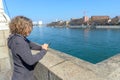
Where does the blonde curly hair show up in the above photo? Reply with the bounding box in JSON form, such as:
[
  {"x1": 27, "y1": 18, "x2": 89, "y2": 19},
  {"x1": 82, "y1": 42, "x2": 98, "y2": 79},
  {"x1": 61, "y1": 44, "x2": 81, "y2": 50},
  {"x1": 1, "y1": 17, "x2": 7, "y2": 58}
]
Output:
[{"x1": 9, "y1": 16, "x2": 33, "y2": 36}]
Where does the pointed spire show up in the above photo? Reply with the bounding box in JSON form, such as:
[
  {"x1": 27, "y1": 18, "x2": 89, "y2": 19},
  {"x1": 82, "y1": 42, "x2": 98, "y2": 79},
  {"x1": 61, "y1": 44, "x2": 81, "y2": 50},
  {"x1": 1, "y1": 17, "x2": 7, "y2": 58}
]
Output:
[
  {"x1": 0, "y1": 0, "x2": 10, "y2": 26},
  {"x1": 0, "y1": 0, "x2": 4, "y2": 13}
]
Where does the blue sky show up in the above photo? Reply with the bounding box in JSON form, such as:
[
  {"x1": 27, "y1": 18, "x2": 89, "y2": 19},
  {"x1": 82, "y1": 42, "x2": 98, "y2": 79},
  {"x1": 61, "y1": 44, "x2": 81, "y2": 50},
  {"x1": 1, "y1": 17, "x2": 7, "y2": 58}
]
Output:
[{"x1": 3, "y1": 0, "x2": 120, "y2": 23}]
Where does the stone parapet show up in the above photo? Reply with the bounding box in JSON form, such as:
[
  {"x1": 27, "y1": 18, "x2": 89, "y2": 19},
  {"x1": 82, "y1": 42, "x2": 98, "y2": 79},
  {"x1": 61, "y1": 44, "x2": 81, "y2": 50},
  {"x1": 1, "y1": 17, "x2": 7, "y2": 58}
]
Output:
[{"x1": 33, "y1": 49, "x2": 120, "y2": 80}]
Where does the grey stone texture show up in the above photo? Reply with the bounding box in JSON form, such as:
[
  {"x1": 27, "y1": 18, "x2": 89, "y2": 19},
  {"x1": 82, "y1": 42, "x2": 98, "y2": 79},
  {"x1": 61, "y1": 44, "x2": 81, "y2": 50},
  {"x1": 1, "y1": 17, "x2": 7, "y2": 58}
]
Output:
[
  {"x1": 0, "y1": 29, "x2": 11, "y2": 80},
  {"x1": 33, "y1": 49, "x2": 120, "y2": 80}
]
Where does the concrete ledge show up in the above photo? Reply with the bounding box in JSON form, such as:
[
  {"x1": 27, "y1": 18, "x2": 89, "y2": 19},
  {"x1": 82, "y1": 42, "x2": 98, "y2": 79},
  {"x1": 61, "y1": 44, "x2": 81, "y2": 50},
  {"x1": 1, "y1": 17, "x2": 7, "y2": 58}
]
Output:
[{"x1": 33, "y1": 48, "x2": 120, "y2": 80}]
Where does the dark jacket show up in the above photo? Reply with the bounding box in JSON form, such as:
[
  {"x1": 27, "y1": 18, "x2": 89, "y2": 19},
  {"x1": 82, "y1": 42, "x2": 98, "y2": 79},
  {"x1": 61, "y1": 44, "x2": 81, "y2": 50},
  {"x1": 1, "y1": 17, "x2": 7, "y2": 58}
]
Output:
[{"x1": 8, "y1": 34, "x2": 47, "y2": 80}]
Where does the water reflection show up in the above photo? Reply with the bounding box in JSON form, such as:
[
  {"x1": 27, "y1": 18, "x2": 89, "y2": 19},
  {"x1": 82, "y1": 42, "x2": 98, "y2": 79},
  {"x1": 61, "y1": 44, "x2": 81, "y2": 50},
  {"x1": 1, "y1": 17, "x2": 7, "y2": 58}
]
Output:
[
  {"x1": 84, "y1": 28, "x2": 90, "y2": 42},
  {"x1": 28, "y1": 27, "x2": 120, "y2": 64}
]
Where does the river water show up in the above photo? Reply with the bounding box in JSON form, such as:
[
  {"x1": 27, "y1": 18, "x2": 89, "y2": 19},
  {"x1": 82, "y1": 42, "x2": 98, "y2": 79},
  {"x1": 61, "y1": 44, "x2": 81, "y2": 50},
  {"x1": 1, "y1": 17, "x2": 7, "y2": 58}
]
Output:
[{"x1": 28, "y1": 26, "x2": 120, "y2": 64}]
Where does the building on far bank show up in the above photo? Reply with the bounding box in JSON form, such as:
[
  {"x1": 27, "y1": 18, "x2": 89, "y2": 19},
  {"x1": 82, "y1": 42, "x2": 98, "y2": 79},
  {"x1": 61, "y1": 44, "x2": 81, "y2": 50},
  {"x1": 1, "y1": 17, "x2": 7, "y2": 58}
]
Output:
[
  {"x1": 83, "y1": 16, "x2": 89, "y2": 22},
  {"x1": 47, "y1": 15, "x2": 120, "y2": 27},
  {"x1": 83, "y1": 16, "x2": 89, "y2": 25},
  {"x1": 110, "y1": 16, "x2": 120, "y2": 25},
  {"x1": 33, "y1": 20, "x2": 43, "y2": 26},
  {"x1": 69, "y1": 16, "x2": 89, "y2": 26},
  {"x1": 69, "y1": 18, "x2": 83, "y2": 26},
  {"x1": 89, "y1": 16, "x2": 110, "y2": 25},
  {"x1": 47, "y1": 20, "x2": 69, "y2": 27},
  {"x1": 38, "y1": 20, "x2": 43, "y2": 26}
]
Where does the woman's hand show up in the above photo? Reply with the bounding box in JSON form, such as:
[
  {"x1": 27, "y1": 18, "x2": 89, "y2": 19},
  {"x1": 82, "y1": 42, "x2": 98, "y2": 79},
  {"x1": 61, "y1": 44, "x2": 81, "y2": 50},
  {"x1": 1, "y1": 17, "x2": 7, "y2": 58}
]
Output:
[{"x1": 42, "y1": 44, "x2": 48, "y2": 50}]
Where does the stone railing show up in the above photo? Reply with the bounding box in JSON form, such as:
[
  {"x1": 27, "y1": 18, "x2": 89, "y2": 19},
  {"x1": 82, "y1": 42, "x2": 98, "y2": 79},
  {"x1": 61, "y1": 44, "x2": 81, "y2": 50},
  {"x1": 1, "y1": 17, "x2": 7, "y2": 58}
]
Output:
[{"x1": 33, "y1": 48, "x2": 120, "y2": 80}]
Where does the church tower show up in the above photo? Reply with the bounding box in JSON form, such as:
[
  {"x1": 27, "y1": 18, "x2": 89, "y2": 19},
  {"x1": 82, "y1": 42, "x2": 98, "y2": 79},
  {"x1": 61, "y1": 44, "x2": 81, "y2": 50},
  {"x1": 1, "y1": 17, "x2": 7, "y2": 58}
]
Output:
[{"x1": 0, "y1": 0, "x2": 10, "y2": 27}]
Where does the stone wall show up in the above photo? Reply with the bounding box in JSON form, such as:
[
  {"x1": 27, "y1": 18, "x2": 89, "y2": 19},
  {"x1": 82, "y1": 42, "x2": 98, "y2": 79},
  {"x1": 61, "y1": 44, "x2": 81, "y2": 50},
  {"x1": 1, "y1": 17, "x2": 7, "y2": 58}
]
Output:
[
  {"x1": 33, "y1": 49, "x2": 120, "y2": 80},
  {"x1": 96, "y1": 25, "x2": 120, "y2": 28},
  {"x1": 0, "y1": 28, "x2": 12, "y2": 80}
]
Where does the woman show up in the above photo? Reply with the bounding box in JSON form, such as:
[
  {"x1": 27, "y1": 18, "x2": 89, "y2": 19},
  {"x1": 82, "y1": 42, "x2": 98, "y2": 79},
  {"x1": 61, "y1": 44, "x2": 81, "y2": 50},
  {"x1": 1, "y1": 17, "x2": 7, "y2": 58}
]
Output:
[{"x1": 7, "y1": 16, "x2": 48, "y2": 80}]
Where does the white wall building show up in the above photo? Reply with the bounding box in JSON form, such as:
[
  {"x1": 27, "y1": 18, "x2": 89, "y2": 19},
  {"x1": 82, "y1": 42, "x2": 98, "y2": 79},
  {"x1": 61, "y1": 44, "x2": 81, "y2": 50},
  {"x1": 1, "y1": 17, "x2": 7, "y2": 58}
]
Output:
[
  {"x1": 33, "y1": 20, "x2": 43, "y2": 26},
  {"x1": 38, "y1": 20, "x2": 43, "y2": 25}
]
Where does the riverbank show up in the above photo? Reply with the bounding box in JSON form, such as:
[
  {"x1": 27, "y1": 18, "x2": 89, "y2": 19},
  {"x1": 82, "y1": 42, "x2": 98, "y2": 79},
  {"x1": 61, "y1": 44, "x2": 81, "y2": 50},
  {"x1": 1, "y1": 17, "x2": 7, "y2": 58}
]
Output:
[{"x1": 67, "y1": 25, "x2": 120, "y2": 29}]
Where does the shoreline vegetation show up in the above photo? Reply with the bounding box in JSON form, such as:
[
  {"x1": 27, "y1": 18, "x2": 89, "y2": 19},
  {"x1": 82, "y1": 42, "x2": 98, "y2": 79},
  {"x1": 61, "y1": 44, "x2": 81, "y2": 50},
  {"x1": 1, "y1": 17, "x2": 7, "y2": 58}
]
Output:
[{"x1": 47, "y1": 15, "x2": 120, "y2": 29}]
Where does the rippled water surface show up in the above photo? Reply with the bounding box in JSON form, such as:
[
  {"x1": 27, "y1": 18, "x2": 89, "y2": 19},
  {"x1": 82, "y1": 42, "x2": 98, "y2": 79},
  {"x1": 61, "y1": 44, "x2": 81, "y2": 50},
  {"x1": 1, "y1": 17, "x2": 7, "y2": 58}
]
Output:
[{"x1": 28, "y1": 26, "x2": 120, "y2": 64}]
